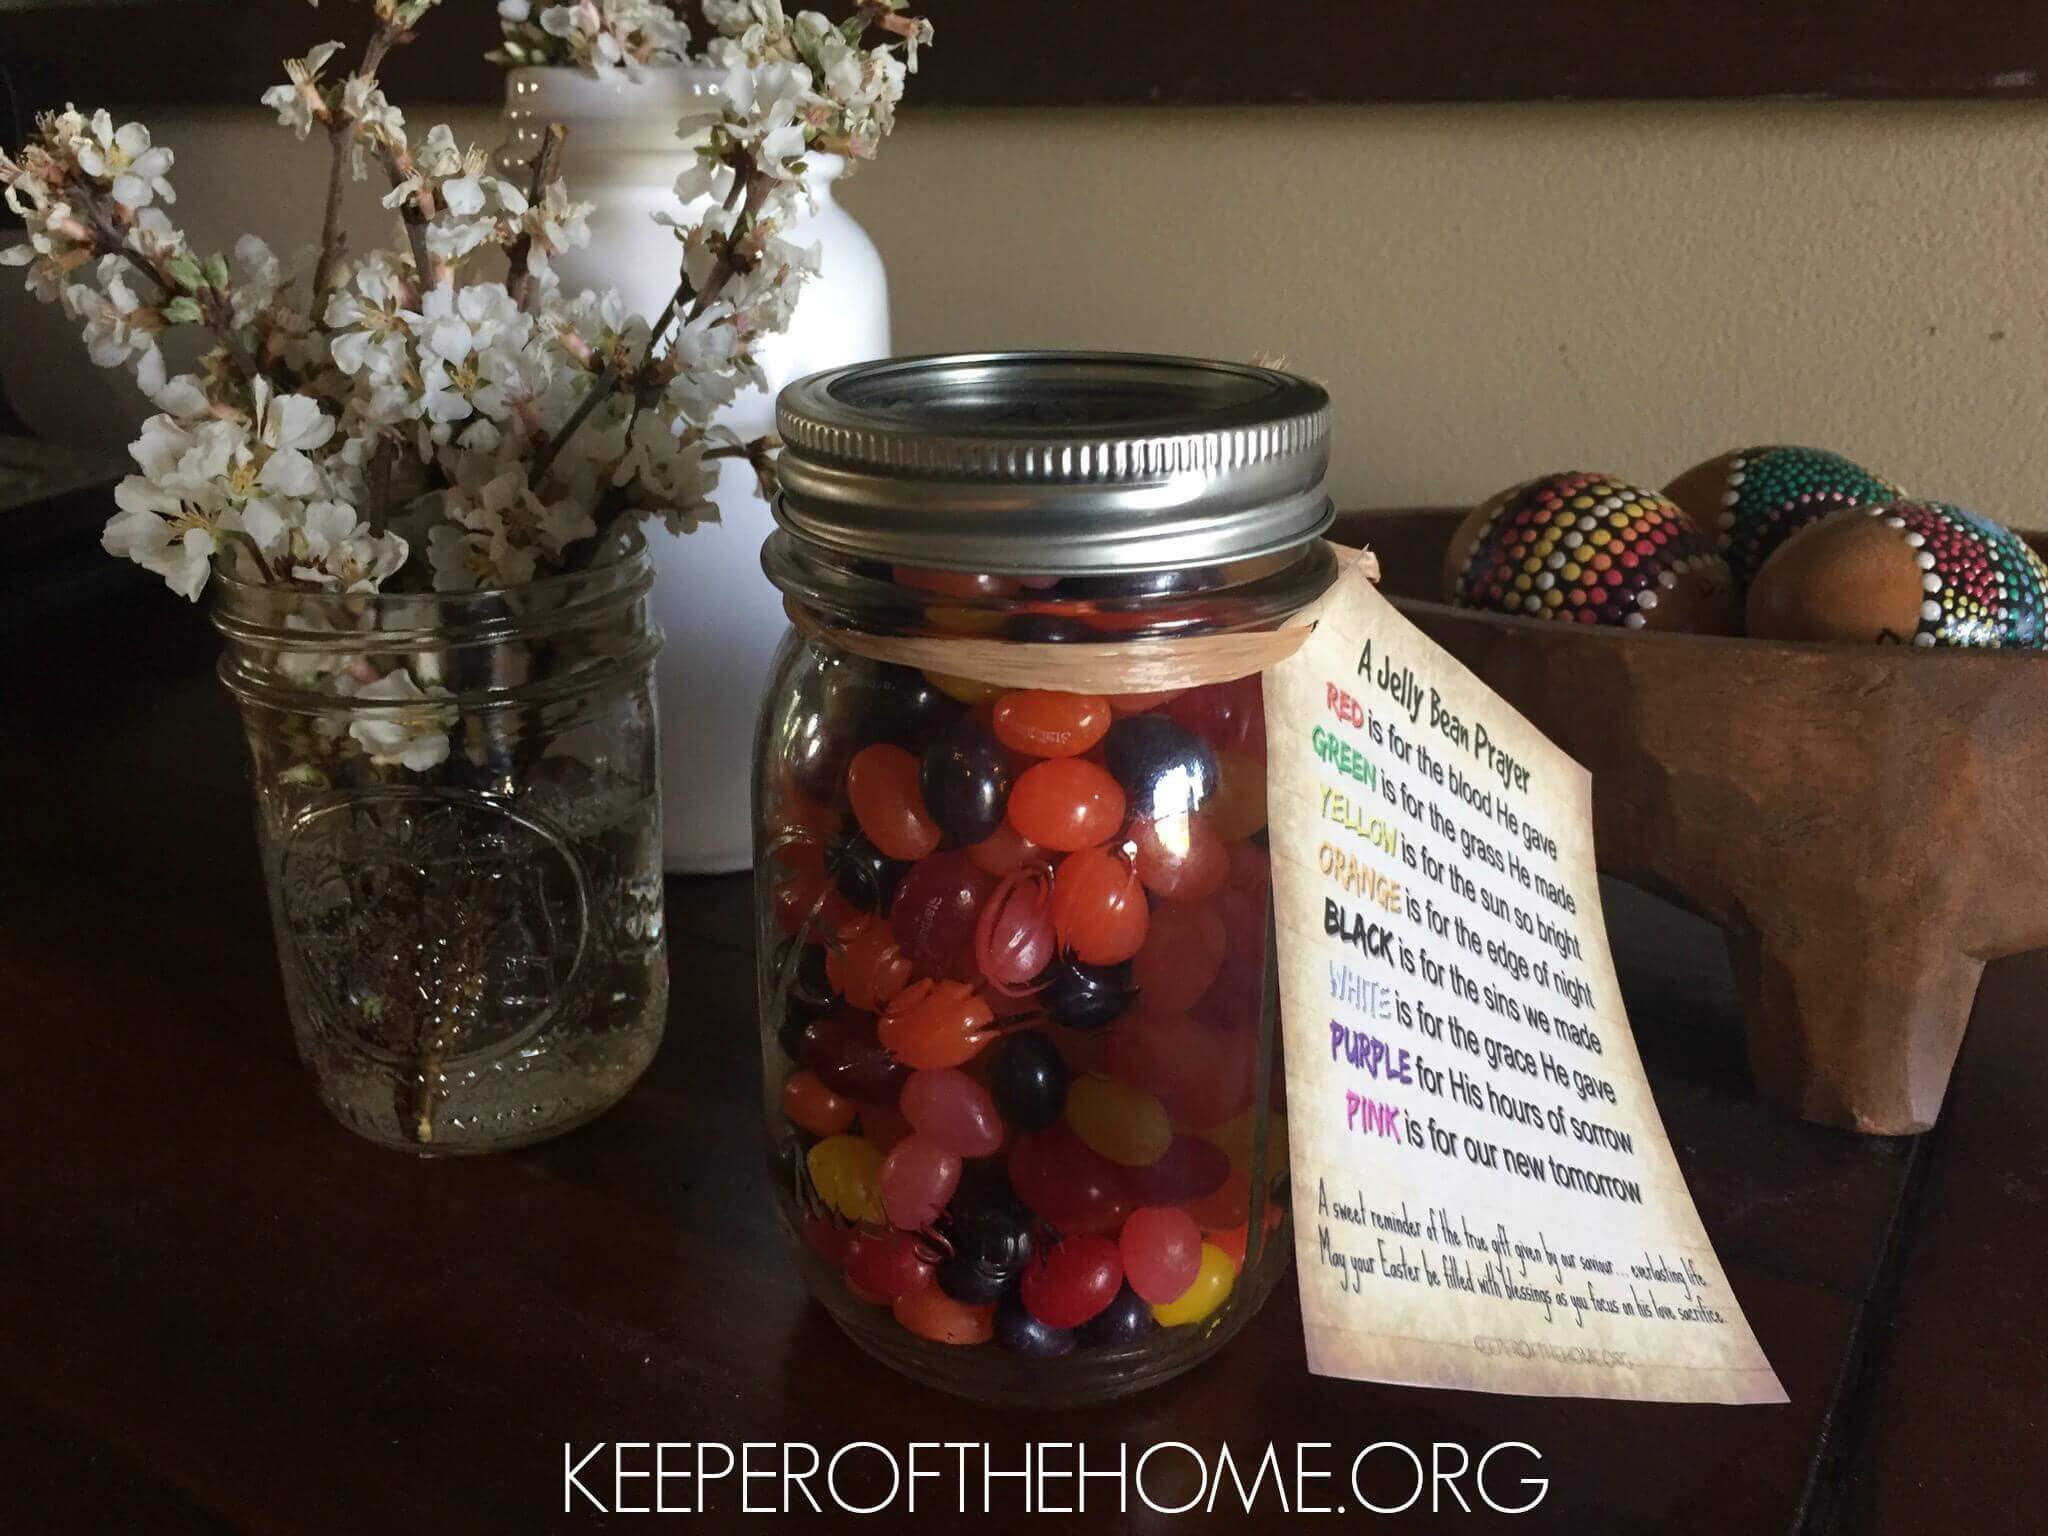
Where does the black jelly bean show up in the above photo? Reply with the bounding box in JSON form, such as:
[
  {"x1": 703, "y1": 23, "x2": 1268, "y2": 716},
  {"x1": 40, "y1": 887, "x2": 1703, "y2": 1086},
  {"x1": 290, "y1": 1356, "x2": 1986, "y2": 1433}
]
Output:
[
  {"x1": 919, "y1": 717, "x2": 1011, "y2": 845},
  {"x1": 1003, "y1": 611, "x2": 1094, "y2": 644},
  {"x1": 828, "y1": 831, "x2": 907, "y2": 914},
  {"x1": 1101, "y1": 714, "x2": 1219, "y2": 820},
  {"x1": 988, "y1": 1029, "x2": 1069, "y2": 1132},
  {"x1": 1040, "y1": 956, "x2": 1136, "y2": 1032},
  {"x1": 1080, "y1": 1283, "x2": 1156, "y2": 1349},
  {"x1": 996, "y1": 1298, "x2": 1078, "y2": 1359}
]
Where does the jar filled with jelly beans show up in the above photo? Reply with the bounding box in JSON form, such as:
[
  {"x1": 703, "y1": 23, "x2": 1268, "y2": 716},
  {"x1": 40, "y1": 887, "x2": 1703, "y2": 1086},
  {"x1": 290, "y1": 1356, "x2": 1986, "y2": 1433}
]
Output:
[{"x1": 752, "y1": 353, "x2": 1336, "y2": 1405}]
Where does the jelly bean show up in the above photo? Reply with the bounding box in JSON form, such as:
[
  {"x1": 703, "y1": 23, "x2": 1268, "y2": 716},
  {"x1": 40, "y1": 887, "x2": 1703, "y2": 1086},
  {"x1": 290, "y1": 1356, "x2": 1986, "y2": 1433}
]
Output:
[
  {"x1": 878, "y1": 979, "x2": 996, "y2": 1069},
  {"x1": 947, "y1": 1192, "x2": 1037, "y2": 1274},
  {"x1": 1207, "y1": 1106, "x2": 1288, "y2": 1180},
  {"x1": 774, "y1": 870, "x2": 856, "y2": 942},
  {"x1": 1004, "y1": 610, "x2": 1094, "y2": 643},
  {"x1": 1010, "y1": 1123, "x2": 1132, "y2": 1234},
  {"x1": 1131, "y1": 902, "x2": 1226, "y2": 1016},
  {"x1": 843, "y1": 1272, "x2": 891, "y2": 1306},
  {"x1": 828, "y1": 832, "x2": 907, "y2": 915},
  {"x1": 780, "y1": 1069, "x2": 856, "y2": 1138},
  {"x1": 891, "y1": 851, "x2": 999, "y2": 982},
  {"x1": 1207, "y1": 1223, "x2": 1248, "y2": 1274},
  {"x1": 991, "y1": 690, "x2": 1113, "y2": 759},
  {"x1": 1049, "y1": 846, "x2": 1150, "y2": 967},
  {"x1": 1066, "y1": 1074, "x2": 1173, "y2": 1167},
  {"x1": 1007, "y1": 759, "x2": 1126, "y2": 852},
  {"x1": 1020, "y1": 1234, "x2": 1123, "y2": 1329},
  {"x1": 766, "y1": 784, "x2": 842, "y2": 846},
  {"x1": 1204, "y1": 748, "x2": 1268, "y2": 842},
  {"x1": 965, "y1": 821, "x2": 1044, "y2": 876},
  {"x1": 1151, "y1": 1242, "x2": 1235, "y2": 1326},
  {"x1": 806, "y1": 1134, "x2": 884, "y2": 1224},
  {"x1": 920, "y1": 718, "x2": 1012, "y2": 845},
  {"x1": 1127, "y1": 813, "x2": 1229, "y2": 904},
  {"x1": 1107, "y1": 1009, "x2": 1251, "y2": 1130},
  {"x1": 1183, "y1": 1166, "x2": 1251, "y2": 1230},
  {"x1": 880, "y1": 1134, "x2": 963, "y2": 1230},
  {"x1": 901, "y1": 1068, "x2": 1005, "y2": 1158},
  {"x1": 925, "y1": 669, "x2": 1007, "y2": 705},
  {"x1": 973, "y1": 865, "x2": 1057, "y2": 995},
  {"x1": 1041, "y1": 956, "x2": 1136, "y2": 1032},
  {"x1": 1102, "y1": 715, "x2": 1219, "y2": 821},
  {"x1": 894, "y1": 1285, "x2": 995, "y2": 1345},
  {"x1": 1123, "y1": 1134, "x2": 1233, "y2": 1205},
  {"x1": 802, "y1": 1211, "x2": 849, "y2": 1268},
  {"x1": 847, "y1": 744, "x2": 942, "y2": 861},
  {"x1": 1107, "y1": 688, "x2": 1187, "y2": 715},
  {"x1": 1195, "y1": 947, "x2": 1264, "y2": 1034},
  {"x1": 1080, "y1": 1282, "x2": 1157, "y2": 1349},
  {"x1": 895, "y1": 567, "x2": 1019, "y2": 600},
  {"x1": 1165, "y1": 675, "x2": 1265, "y2": 756},
  {"x1": 800, "y1": 1008, "x2": 911, "y2": 1102},
  {"x1": 772, "y1": 939, "x2": 835, "y2": 1058},
  {"x1": 826, "y1": 914, "x2": 914, "y2": 1013},
  {"x1": 995, "y1": 1299, "x2": 1077, "y2": 1359},
  {"x1": 1120, "y1": 1206, "x2": 1204, "y2": 1304},
  {"x1": 842, "y1": 1227, "x2": 935, "y2": 1302},
  {"x1": 1227, "y1": 837, "x2": 1269, "y2": 894},
  {"x1": 859, "y1": 1100, "x2": 914, "y2": 1154},
  {"x1": 821, "y1": 654, "x2": 962, "y2": 750},
  {"x1": 987, "y1": 1029, "x2": 1069, "y2": 1132}
]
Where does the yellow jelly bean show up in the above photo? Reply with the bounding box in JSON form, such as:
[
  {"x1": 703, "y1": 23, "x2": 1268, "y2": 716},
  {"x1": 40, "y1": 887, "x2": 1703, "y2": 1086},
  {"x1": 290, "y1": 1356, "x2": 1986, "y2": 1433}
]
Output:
[
  {"x1": 1207, "y1": 749, "x2": 1268, "y2": 841},
  {"x1": 1066, "y1": 1074, "x2": 1173, "y2": 1167},
  {"x1": 1152, "y1": 1242, "x2": 1235, "y2": 1327},
  {"x1": 923, "y1": 669, "x2": 1006, "y2": 705},
  {"x1": 806, "y1": 1134, "x2": 884, "y2": 1224},
  {"x1": 1206, "y1": 1107, "x2": 1288, "y2": 1179}
]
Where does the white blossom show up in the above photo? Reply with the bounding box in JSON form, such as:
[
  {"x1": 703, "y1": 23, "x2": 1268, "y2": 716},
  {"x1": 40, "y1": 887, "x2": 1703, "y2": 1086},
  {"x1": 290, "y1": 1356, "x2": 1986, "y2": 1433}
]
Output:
[
  {"x1": 344, "y1": 668, "x2": 455, "y2": 771},
  {"x1": 72, "y1": 111, "x2": 176, "y2": 208}
]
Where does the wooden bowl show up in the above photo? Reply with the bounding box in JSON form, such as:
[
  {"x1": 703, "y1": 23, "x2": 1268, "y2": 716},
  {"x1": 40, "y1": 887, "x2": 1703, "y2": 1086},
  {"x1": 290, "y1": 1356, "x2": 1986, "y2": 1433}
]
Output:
[{"x1": 1336, "y1": 509, "x2": 2048, "y2": 1135}]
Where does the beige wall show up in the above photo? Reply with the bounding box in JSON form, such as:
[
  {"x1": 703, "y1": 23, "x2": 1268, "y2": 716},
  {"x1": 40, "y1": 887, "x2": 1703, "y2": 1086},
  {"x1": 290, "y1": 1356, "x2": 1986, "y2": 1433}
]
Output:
[{"x1": 11, "y1": 99, "x2": 2048, "y2": 527}]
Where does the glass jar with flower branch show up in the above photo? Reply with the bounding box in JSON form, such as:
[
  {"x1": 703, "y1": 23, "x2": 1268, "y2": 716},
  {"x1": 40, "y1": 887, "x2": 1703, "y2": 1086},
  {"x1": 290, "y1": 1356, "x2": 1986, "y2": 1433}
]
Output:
[{"x1": 0, "y1": 0, "x2": 932, "y2": 1153}]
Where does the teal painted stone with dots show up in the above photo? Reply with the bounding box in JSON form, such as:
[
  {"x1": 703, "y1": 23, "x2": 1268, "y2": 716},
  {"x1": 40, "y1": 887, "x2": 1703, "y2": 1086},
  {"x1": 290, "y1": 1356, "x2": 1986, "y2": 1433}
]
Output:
[{"x1": 1666, "y1": 446, "x2": 1901, "y2": 593}]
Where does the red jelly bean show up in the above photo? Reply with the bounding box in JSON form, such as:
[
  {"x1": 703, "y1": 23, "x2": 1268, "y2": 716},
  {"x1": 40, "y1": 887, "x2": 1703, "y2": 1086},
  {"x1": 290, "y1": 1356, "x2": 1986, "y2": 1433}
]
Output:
[
  {"x1": 1184, "y1": 1166, "x2": 1251, "y2": 1230},
  {"x1": 843, "y1": 1228, "x2": 935, "y2": 1301},
  {"x1": 992, "y1": 690, "x2": 1113, "y2": 758},
  {"x1": 893, "y1": 567, "x2": 1020, "y2": 600},
  {"x1": 1009, "y1": 1123, "x2": 1132, "y2": 1234},
  {"x1": 1120, "y1": 1206, "x2": 1203, "y2": 1305},
  {"x1": 965, "y1": 821, "x2": 1043, "y2": 876},
  {"x1": 1050, "y1": 846, "x2": 1150, "y2": 966},
  {"x1": 1020, "y1": 1234, "x2": 1124, "y2": 1329},
  {"x1": 1127, "y1": 813, "x2": 1228, "y2": 904},
  {"x1": 1165, "y1": 675, "x2": 1266, "y2": 756},
  {"x1": 1108, "y1": 689, "x2": 1186, "y2": 715},
  {"x1": 775, "y1": 870, "x2": 856, "y2": 942},
  {"x1": 1007, "y1": 759, "x2": 1126, "y2": 852},
  {"x1": 847, "y1": 744, "x2": 941, "y2": 861},
  {"x1": 1123, "y1": 1134, "x2": 1233, "y2": 1205},
  {"x1": 780, "y1": 1069, "x2": 856, "y2": 1137},
  {"x1": 859, "y1": 1100, "x2": 913, "y2": 1154},
  {"x1": 893, "y1": 1286, "x2": 996, "y2": 1345},
  {"x1": 800, "y1": 1008, "x2": 911, "y2": 1102},
  {"x1": 826, "y1": 914, "x2": 914, "y2": 1012},
  {"x1": 880, "y1": 1133, "x2": 963, "y2": 1230},
  {"x1": 1132, "y1": 903, "x2": 1226, "y2": 1015},
  {"x1": 802, "y1": 1212, "x2": 849, "y2": 1268},
  {"x1": 900, "y1": 1068, "x2": 1005, "y2": 1157},
  {"x1": 974, "y1": 864, "x2": 1057, "y2": 994},
  {"x1": 891, "y1": 851, "x2": 998, "y2": 982},
  {"x1": 878, "y1": 979, "x2": 997, "y2": 1069}
]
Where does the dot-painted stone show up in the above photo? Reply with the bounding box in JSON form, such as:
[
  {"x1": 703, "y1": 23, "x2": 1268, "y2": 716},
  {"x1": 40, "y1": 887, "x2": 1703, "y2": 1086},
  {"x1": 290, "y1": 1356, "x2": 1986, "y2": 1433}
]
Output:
[
  {"x1": 1748, "y1": 499, "x2": 2048, "y2": 649},
  {"x1": 1446, "y1": 472, "x2": 1736, "y2": 633},
  {"x1": 1666, "y1": 445, "x2": 1902, "y2": 593}
]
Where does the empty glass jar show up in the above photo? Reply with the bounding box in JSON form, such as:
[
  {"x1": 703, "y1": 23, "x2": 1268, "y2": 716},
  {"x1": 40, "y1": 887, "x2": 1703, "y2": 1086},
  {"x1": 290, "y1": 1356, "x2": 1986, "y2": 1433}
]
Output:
[
  {"x1": 214, "y1": 530, "x2": 667, "y2": 1154},
  {"x1": 753, "y1": 354, "x2": 1336, "y2": 1403}
]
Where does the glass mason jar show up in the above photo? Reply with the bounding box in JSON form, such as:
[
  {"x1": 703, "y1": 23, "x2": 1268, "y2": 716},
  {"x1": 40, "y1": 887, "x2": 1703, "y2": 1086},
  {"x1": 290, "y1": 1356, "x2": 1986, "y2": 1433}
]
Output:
[
  {"x1": 753, "y1": 354, "x2": 1337, "y2": 1404},
  {"x1": 213, "y1": 531, "x2": 668, "y2": 1155}
]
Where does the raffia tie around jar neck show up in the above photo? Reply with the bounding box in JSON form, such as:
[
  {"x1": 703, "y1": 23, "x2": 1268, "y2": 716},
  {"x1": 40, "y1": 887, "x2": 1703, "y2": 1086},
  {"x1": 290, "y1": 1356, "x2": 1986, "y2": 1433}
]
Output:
[{"x1": 783, "y1": 543, "x2": 1378, "y2": 694}]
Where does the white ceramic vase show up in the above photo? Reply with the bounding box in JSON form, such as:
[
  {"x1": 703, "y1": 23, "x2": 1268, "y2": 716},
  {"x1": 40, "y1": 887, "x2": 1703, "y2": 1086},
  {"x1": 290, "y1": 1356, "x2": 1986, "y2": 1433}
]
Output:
[{"x1": 500, "y1": 66, "x2": 892, "y2": 872}]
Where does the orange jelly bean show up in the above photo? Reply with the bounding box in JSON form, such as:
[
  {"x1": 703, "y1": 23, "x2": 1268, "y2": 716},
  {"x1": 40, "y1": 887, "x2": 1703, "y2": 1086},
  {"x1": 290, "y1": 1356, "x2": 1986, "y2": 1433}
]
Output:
[
  {"x1": 992, "y1": 690, "x2": 1113, "y2": 758},
  {"x1": 1126, "y1": 813, "x2": 1228, "y2": 903},
  {"x1": 1205, "y1": 748, "x2": 1268, "y2": 842},
  {"x1": 1007, "y1": 759, "x2": 1125, "y2": 852},
  {"x1": 965, "y1": 821, "x2": 1044, "y2": 876},
  {"x1": 826, "y1": 913, "x2": 914, "y2": 1012},
  {"x1": 878, "y1": 978, "x2": 997, "y2": 1069},
  {"x1": 893, "y1": 1285, "x2": 996, "y2": 1345},
  {"x1": 1050, "y1": 846, "x2": 1150, "y2": 966},
  {"x1": 780, "y1": 1069, "x2": 856, "y2": 1137},
  {"x1": 846, "y1": 743, "x2": 941, "y2": 861}
]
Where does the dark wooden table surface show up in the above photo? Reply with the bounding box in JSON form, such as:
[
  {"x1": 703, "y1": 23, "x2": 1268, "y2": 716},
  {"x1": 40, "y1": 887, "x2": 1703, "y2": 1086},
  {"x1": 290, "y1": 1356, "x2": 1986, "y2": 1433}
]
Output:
[{"x1": 6, "y1": 589, "x2": 2042, "y2": 1534}]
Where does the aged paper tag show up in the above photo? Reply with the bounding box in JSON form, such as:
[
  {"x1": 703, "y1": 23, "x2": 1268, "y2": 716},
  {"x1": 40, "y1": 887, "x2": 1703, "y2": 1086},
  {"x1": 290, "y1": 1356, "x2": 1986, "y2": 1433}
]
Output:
[{"x1": 1265, "y1": 557, "x2": 1785, "y2": 1403}]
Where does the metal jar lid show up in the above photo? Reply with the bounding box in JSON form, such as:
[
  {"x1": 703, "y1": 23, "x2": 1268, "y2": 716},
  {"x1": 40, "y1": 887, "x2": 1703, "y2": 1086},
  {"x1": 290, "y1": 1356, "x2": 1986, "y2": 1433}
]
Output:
[{"x1": 773, "y1": 352, "x2": 1333, "y2": 575}]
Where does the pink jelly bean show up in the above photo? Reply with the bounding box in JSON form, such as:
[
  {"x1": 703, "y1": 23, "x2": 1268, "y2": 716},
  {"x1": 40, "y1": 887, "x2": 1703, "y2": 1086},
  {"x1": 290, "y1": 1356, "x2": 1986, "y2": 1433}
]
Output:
[
  {"x1": 879, "y1": 1133, "x2": 962, "y2": 1230},
  {"x1": 1120, "y1": 1206, "x2": 1203, "y2": 1305},
  {"x1": 901, "y1": 1068, "x2": 1005, "y2": 1158},
  {"x1": 973, "y1": 864, "x2": 1057, "y2": 995}
]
